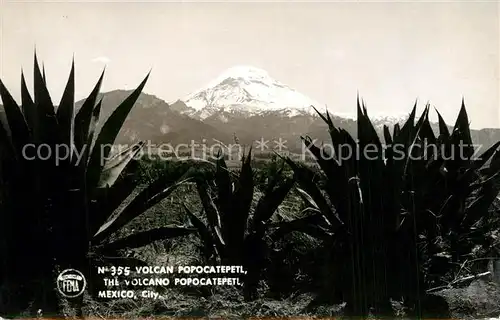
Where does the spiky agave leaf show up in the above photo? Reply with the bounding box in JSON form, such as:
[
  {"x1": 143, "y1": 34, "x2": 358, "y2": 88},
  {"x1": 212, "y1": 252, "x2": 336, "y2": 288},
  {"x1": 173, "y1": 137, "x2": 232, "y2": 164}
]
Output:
[
  {"x1": 0, "y1": 79, "x2": 30, "y2": 158},
  {"x1": 454, "y1": 142, "x2": 500, "y2": 187},
  {"x1": 190, "y1": 150, "x2": 293, "y2": 270},
  {"x1": 74, "y1": 69, "x2": 105, "y2": 153},
  {"x1": 86, "y1": 72, "x2": 150, "y2": 191},
  {"x1": 490, "y1": 146, "x2": 500, "y2": 173},
  {"x1": 90, "y1": 161, "x2": 140, "y2": 231},
  {"x1": 462, "y1": 175, "x2": 500, "y2": 229},
  {"x1": 297, "y1": 135, "x2": 353, "y2": 225},
  {"x1": 252, "y1": 174, "x2": 295, "y2": 226},
  {"x1": 92, "y1": 173, "x2": 194, "y2": 243},
  {"x1": 268, "y1": 213, "x2": 334, "y2": 242},
  {"x1": 383, "y1": 125, "x2": 393, "y2": 145},
  {"x1": 435, "y1": 107, "x2": 450, "y2": 139},
  {"x1": 357, "y1": 97, "x2": 382, "y2": 147},
  {"x1": 224, "y1": 149, "x2": 254, "y2": 259},
  {"x1": 33, "y1": 52, "x2": 59, "y2": 145},
  {"x1": 82, "y1": 99, "x2": 103, "y2": 167},
  {"x1": 284, "y1": 158, "x2": 343, "y2": 230},
  {"x1": 474, "y1": 141, "x2": 500, "y2": 169},
  {"x1": 0, "y1": 115, "x2": 14, "y2": 157},
  {"x1": 196, "y1": 179, "x2": 223, "y2": 231},
  {"x1": 394, "y1": 102, "x2": 418, "y2": 145},
  {"x1": 33, "y1": 53, "x2": 55, "y2": 118},
  {"x1": 183, "y1": 204, "x2": 221, "y2": 260},
  {"x1": 255, "y1": 179, "x2": 333, "y2": 241},
  {"x1": 21, "y1": 71, "x2": 36, "y2": 133},
  {"x1": 42, "y1": 63, "x2": 47, "y2": 85},
  {"x1": 214, "y1": 152, "x2": 232, "y2": 224},
  {"x1": 417, "y1": 104, "x2": 436, "y2": 145},
  {"x1": 97, "y1": 141, "x2": 145, "y2": 188},
  {"x1": 295, "y1": 187, "x2": 320, "y2": 211},
  {"x1": 453, "y1": 98, "x2": 473, "y2": 152},
  {"x1": 56, "y1": 59, "x2": 75, "y2": 151}
]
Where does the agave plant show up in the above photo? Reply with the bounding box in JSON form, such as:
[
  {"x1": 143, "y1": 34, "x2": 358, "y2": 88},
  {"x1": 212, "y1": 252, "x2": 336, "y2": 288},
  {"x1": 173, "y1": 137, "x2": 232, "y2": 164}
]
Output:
[
  {"x1": 282, "y1": 98, "x2": 500, "y2": 317},
  {"x1": 183, "y1": 150, "x2": 295, "y2": 300},
  {"x1": 396, "y1": 102, "x2": 500, "y2": 286},
  {"x1": 0, "y1": 55, "x2": 196, "y2": 316}
]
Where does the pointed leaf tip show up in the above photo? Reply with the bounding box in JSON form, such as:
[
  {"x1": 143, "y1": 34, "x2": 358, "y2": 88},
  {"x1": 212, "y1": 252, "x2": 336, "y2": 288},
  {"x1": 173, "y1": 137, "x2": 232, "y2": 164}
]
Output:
[{"x1": 34, "y1": 49, "x2": 39, "y2": 66}]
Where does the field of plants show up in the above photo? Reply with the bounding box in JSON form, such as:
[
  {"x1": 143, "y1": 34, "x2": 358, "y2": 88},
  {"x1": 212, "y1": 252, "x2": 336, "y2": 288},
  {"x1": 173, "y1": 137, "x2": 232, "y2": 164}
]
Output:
[{"x1": 1, "y1": 57, "x2": 500, "y2": 319}]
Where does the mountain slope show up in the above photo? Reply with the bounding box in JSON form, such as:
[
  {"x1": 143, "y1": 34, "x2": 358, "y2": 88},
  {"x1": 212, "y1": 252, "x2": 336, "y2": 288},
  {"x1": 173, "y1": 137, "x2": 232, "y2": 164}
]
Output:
[
  {"x1": 74, "y1": 90, "x2": 227, "y2": 146},
  {"x1": 1, "y1": 101, "x2": 500, "y2": 155}
]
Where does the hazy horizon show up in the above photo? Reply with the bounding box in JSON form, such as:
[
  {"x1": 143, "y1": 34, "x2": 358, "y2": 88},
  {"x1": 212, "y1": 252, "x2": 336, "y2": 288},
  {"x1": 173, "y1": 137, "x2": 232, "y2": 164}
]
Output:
[{"x1": 0, "y1": 1, "x2": 499, "y2": 129}]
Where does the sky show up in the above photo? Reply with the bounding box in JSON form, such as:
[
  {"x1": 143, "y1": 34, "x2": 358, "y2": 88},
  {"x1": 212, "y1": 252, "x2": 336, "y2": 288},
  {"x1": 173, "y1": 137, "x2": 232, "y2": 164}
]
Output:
[{"x1": 0, "y1": 0, "x2": 499, "y2": 129}]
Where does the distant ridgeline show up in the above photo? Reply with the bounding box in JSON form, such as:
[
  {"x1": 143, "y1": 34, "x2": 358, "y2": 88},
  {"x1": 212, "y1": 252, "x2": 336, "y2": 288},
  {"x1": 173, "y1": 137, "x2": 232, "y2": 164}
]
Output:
[
  {"x1": 325, "y1": 114, "x2": 500, "y2": 151},
  {"x1": 2, "y1": 96, "x2": 499, "y2": 155}
]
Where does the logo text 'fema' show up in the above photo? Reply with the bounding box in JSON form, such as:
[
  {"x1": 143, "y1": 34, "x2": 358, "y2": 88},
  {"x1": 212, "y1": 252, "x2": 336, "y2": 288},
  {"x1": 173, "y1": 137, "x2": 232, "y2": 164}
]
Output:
[{"x1": 56, "y1": 269, "x2": 86, "y2": 298}]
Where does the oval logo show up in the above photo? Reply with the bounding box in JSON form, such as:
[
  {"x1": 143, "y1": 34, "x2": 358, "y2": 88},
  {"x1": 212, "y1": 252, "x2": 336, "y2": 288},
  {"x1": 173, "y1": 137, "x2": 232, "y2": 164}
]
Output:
[{"x1": 56, "y1": 269, "x2": 86, "y2": 298}]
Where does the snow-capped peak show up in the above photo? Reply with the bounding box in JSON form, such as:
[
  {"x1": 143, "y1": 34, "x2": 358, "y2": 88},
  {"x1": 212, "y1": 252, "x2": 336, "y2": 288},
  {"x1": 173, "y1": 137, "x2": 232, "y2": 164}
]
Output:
[
  {"x1": 182, "y1": 65, "x2": 325, "y2": 118},
  {"x1": 178, "y1": 65, "x2": 410, "y2": 126}
]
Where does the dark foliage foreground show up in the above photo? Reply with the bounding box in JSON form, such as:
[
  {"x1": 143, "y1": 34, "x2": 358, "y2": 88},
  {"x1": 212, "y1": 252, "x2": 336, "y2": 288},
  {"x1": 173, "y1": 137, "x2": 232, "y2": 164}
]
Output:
[
  {"x1": 0, "y1": 56, "x2": 499, "y2": 319},
  {"x1": 0, "y1": 56, "x2": 198, "y2": 316},
  {"x1": 278, "y1": 101, "x2": 500, "y2": 317}
]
